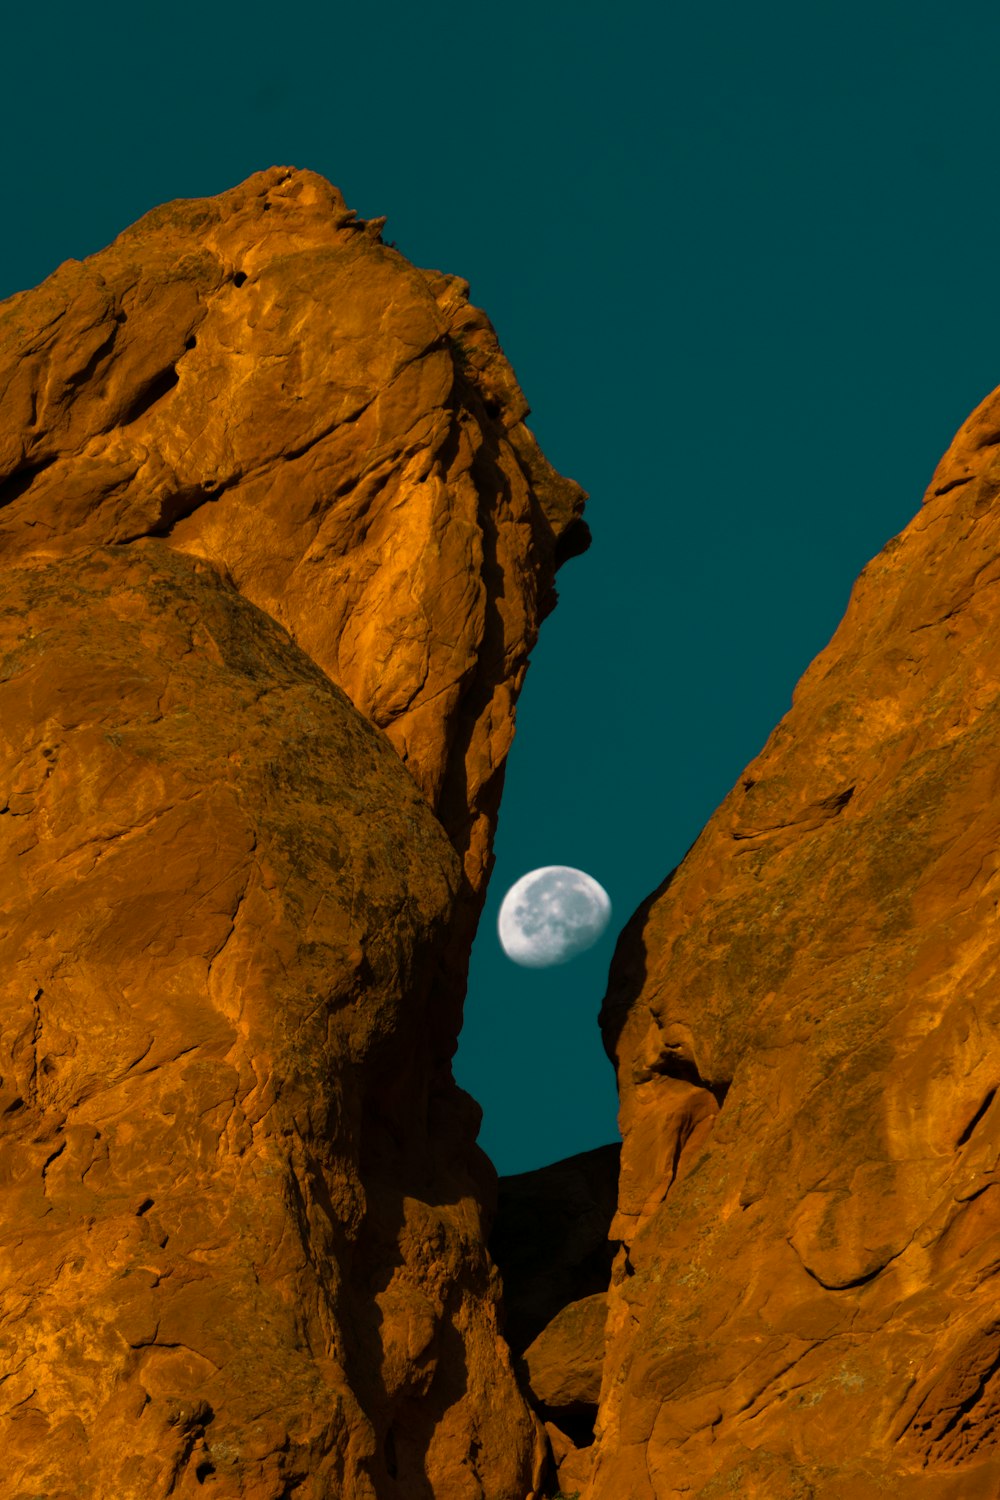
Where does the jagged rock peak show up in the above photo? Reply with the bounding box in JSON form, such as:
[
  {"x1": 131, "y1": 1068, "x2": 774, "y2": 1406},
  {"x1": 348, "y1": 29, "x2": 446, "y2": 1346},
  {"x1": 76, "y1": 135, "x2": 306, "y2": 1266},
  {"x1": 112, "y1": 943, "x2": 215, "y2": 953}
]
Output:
[{"x1": 0, "y1": 163, "x2": 588, "y2": 896}]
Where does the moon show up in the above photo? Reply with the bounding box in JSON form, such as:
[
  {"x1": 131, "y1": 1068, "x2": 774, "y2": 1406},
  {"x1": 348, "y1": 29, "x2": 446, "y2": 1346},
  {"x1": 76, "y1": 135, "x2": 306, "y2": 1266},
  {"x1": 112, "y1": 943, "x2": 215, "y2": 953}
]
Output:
[{"x1": 497, "y1": 866, "x2": 612, "y2": 968}]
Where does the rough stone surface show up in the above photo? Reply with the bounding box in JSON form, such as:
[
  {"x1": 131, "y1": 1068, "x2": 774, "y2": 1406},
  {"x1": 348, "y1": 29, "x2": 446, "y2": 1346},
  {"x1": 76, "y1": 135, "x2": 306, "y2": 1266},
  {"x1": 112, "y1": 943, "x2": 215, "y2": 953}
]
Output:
[
  {"x1": 544, "y1": 1419, "x2": 595, "y2": 1498},
  {"x1": 522, "y1": 1292, "x2": 607, "y2": 1412},
  {"x1": 0, "y1": 165, "x2": 587, "y2": 905},
  {"x1": 587, "y1": 382, "x2": 1000, "y2": 1497},
  {"x1": 29, "y1": 160, "x2": 1000, "y2": 1500},
  {"x1": 0, "y1": 171, "x2": 586, "y2": 1499}
]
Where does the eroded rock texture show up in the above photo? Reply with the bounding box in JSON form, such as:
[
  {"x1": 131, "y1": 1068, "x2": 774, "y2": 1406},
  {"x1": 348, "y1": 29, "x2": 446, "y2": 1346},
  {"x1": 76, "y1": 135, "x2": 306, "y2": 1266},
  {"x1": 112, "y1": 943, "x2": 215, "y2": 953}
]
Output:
[
  {"x1": 0, "y1": 169, "x2": 585, "y2": 1499},
  {"x1": 0, "y1": 165, "x2": 586, "y2": 903},
  {"x1": 585, "y1": 386, "x2": 1000, "y2": 1496}
]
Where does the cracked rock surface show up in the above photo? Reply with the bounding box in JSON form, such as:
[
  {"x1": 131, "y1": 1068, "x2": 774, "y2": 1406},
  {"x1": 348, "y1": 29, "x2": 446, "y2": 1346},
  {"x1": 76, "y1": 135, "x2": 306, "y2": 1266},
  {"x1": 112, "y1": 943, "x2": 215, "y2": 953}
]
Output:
[
  {"x1": 583, "y1": 383, "x2": 1000, "y2": 1497},
  {"x1": 0, "y1": 168, "x2": 586, "y2": 1499}
]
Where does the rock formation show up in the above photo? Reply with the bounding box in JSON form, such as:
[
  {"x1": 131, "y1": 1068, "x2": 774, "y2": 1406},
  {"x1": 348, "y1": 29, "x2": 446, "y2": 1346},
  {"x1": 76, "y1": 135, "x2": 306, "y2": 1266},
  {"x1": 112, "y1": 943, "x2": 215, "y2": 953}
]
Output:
[
  {"x1": 0, "y1": 168, "x2": 586, "y2": 1499},
  {"x1": 11, "y1": 161, "x2": 1000, "y2": 1500},
  {"x1": 580, "y1": 384, "x2": 1000, "y2": 1496}
]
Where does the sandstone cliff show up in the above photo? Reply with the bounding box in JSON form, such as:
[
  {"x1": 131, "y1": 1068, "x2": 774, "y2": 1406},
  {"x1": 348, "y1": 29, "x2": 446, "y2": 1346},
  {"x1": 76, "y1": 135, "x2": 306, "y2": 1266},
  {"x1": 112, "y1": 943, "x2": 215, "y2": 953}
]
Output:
[
  {"x1": 575, "y1": 385, "x2": 1000, "y2": 1496},
  {"x1": 0, "y1": 168, "x2": 585, "y2": 1499}
]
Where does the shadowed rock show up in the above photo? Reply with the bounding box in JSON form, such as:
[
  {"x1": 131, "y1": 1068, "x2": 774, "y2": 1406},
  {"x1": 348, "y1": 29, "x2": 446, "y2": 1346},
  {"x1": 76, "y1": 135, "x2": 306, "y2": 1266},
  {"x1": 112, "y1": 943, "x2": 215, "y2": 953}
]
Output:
[
  {"x1": 489, "y1": 1144, "x2": 619, "y2": 1497},
  {"x1": 490, "y1": 1143, "x2": 620, "y2": 1359}
]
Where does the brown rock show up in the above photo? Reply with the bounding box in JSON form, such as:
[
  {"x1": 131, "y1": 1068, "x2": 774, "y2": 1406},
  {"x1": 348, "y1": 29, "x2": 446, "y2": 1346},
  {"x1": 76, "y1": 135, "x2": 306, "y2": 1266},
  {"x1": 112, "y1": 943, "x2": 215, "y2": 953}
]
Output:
[
  {"x1": 544, "y1": 1419, "x2": 594, "y2": 1498},
  {"x1": 523, "y1": 1292, "x2": 607, "y2": 1411},
  {"x1": 0, "y1": 164, "x2": 587, "y2": 904},
  {"x1": 588, "y1": 383, "x2": 1000, "y2": 1495},
  {"x1": 0, "y1": 172, "x2": 586, "y2": 1498}
]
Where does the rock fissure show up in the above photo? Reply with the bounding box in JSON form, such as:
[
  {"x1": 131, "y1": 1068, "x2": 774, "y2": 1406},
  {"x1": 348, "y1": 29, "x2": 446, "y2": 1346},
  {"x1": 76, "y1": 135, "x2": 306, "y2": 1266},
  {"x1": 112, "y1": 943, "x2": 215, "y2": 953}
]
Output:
[{"x1": 956, "y1": 1087, "x2": 998, "y2": 1149}]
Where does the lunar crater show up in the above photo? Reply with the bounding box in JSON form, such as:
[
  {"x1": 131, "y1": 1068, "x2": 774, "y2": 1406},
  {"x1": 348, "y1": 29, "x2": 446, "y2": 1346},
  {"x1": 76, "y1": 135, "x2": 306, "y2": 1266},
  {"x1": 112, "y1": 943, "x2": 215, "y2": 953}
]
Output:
[{"x1": 498, "y1": 865, "x2": 612, "y2": 968}]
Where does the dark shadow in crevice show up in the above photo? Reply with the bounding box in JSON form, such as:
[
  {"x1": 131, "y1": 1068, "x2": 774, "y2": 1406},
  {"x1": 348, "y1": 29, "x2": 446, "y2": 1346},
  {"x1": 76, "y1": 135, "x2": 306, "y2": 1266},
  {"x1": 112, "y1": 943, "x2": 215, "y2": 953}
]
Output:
[
  {"x1": 646, "y1": 1047, "x2": 731, "y2": 1109},
  {"x1": 119, "y1": 364, "x2": 180, "y2": 427},
  {"x1": 127, "y1": 482, "x2": 224, "y2": 542},
  {"x1": 537, "y1": 1400, "x2": 598, "y2": 1450},
  {"x1": 65, "y1": 315, "x2": 124, "y2": 390},
  {"x1": 0, "y1": 455, "x2": 57, "y2": 510},
  {"x1": 383, "y1": 1426, "x2": 398, "y2": 1480},
  {"x1": 490, "y1": 1142, "x2": 621, "y2": 1359},
  {"x1": 957, "y1": 1086, "x2": 997, "y2": 1148}
]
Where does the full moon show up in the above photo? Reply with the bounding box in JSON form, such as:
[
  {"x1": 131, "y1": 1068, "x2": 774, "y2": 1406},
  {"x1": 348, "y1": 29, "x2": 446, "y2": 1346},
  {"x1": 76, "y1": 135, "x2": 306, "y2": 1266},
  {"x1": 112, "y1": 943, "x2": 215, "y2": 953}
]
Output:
[{"x1": 497, "y1": 866, "x2": 612, "y2": 968}]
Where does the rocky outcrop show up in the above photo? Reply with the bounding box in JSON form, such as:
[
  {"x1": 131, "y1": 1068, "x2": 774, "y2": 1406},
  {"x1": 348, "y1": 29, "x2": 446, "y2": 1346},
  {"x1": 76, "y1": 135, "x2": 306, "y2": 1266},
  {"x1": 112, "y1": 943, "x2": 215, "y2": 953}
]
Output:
[
  {"x1": 21, "y1": 160, "x2": 1000, "y2": 1500},
  {"x1": 523, "y1": 1294, "x2": 607, "y2": 1415},
  {"x1": 586, "y1": 383, "x2": 1000, "y2": 1496},
  {"x1": 0, "y1": 170, "x2": 585, "y2": 1499},
  {"x1": 0, "y1": 165, "x2": 586, "y2": 905},
  {"x1": 525, "y1": 1292, "x2": 609, "y2": 1498}
]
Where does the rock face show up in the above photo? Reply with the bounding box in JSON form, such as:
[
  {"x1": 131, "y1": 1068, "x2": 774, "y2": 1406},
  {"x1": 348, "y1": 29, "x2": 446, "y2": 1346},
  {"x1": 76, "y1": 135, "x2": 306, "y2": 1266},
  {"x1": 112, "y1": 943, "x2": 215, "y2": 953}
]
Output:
[
  {"x1": 0, "y1": 165, "x2": 586, "y2": 905},
  {"x1": 18, "y1": 163, "x2": 1000, "y2": 1500},
  {"x1": 523, "y1": 1293, "x2": 606, "y2": 1413},
  {"x1": 586, "y1": 386, "x2": 1000, "y2": 1496},
  {"x1": 0, "y1": 170, "x2": 585, "y2": 1499}
]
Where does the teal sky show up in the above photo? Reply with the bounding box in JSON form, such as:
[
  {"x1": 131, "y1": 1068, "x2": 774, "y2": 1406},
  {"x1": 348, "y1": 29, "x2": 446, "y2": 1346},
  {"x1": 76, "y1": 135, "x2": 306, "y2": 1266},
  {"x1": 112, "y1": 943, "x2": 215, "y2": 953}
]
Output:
[{"x1": 3, "y1": 2, "x2": 1000, "y2": 1174}]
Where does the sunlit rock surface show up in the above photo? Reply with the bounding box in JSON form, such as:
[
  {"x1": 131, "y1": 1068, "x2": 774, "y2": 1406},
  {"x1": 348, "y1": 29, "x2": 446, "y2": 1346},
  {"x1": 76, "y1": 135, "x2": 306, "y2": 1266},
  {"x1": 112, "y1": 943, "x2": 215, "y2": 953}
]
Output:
[
  {"x1": 0, "y1": 168, "x2": 586, "y2": 1500},
  {"x1": 0, "y1": 165, "x2": 587, "y2": 902},
  {"x1": 588, "y1": 383, "x2": 1000, "y2": 1497}
]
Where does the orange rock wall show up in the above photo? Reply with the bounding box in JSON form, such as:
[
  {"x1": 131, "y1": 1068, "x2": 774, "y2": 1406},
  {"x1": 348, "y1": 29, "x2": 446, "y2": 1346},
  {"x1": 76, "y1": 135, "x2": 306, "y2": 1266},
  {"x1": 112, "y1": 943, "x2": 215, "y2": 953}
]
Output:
[
  {"x1": 0, "y1": 170, "x2": 586, "y2": 1499},
  {"x1": 583, "y1": 384, "x2": 1000, "y2": 1497}
]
